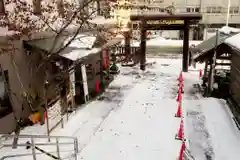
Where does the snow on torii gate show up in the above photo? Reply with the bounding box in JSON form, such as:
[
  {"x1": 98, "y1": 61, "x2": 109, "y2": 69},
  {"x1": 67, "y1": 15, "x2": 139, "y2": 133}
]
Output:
[{"x1": 130, "y1": 13, "x2": 202, "y2": 72}]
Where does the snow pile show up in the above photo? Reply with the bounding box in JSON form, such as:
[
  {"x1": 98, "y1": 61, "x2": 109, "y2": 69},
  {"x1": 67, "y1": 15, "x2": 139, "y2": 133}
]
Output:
[
  {"x1": 219, "y1": 26, "x2": 240, "y2": 35},
  {"x1": 147, "y1": 38, "x2": 202, "y2": 47},
  {"x1": 88, "y1": 16, "x2": 116, "y2": 25},
  {"x1": 126, "y1": 36, "x2": 202, "y2": 47},
  {"x1": 183, "y1": 65, "x2": 240, "y2": 160},
  {"x1": 66, "y1": 34, "x2": 97, "y2": 49},
  {"x1": 2, "y1": 57, "x2": 240, "y2": 160}
]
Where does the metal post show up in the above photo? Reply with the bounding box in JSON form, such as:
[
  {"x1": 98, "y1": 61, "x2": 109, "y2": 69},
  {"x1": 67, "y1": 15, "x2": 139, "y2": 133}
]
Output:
[
  {"x1": 124, "y1": 30, "x2": 131, "y2": 63},
  {"x1": 73, "y1": 139, "x2": 78, "y2": 160},
  {"x1": 96, "y1": 0, "x2": 101, "y2": 15},
  {"x1": 140, "y1": 20, "x2": 146, "y2": 71},
  {"x1": 44, "y1": 82, "x2": 50, "y2": 142},
  {"x1": 31, "y1": 138, "x2": 37, "y2": 160},
  {"x1": 183, "y1": 20, "x2": 189, "y2": 72},
  {"x1": 203, "y1": 60, "x2": 208, "y2": 79},
  {"x1": 226, "y1": 0, "x2": 231, "y2": 26},
  {"x1": 207, "y1": 30, "x2": 219, "y2": 96},
  {"x1": 56, "y1": 139, "x2": 60, "y2": 159}
]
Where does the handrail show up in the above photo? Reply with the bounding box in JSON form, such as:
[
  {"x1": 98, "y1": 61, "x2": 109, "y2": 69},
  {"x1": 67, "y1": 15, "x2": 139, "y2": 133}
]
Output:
[
  {"x1": 0, "y1": 134, "x2": 79, "y2": 160},
  {"x1": 0, "y1": 150, "x2": 75, "y2": 160},
  {"x1": 0, "y1": 134, "x2": 77, "y2": 139}
]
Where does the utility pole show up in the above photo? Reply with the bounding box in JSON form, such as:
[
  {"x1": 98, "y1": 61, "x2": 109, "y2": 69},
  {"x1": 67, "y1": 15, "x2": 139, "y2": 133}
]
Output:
[
  {"x1": 207, "y1": 29, "x2": 219, "y2": 96},
  {"x1": 226, "y1": 0, "x2": 231, "y2": 26}
]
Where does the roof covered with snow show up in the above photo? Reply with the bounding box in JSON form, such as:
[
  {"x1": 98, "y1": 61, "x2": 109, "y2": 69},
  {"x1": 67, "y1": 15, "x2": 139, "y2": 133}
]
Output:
[
  {"x1": 219, "y1": 26, "x2": 240, "y2": 35},
  {"x1": 24, "y1": 33, "x2": 106, "y2": 61},
  {"x1": 224, "y1": 33, "x2": 240, "y2": 51},
  {"x1": 191, "y1": 26, "x2": 240, "y2": 62}
]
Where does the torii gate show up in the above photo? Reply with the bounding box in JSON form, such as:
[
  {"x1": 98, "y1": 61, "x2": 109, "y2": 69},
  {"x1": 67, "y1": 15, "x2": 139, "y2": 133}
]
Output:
[{"x1": 130, "y1": 13, "x2": 202, "y2": 72}]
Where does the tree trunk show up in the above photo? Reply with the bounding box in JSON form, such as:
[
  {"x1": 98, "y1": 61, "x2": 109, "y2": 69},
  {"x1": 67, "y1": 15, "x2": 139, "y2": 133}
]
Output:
[
  {"x1": 57, "y1": 0, "x2": 64, "y2": 17},
  {"x1": 33, "y1": 0, "x2": 41, "y2": 15},
  {"x1": 0, "y1": 0, "x2": 5, "y2": 14}
]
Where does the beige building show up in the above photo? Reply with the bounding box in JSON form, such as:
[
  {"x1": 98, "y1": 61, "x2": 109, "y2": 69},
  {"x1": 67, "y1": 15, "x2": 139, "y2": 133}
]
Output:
[{"x1": 124, "y1": 0, "x2": 240, "y2": 40}]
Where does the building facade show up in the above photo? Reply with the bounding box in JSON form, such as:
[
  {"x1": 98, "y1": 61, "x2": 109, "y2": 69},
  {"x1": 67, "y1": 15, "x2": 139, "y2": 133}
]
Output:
[{"x1": 116, "y1": 0, "x2": 240, "y2": 40}]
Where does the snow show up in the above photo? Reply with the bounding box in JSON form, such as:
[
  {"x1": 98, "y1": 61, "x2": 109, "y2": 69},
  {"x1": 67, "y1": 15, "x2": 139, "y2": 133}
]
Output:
[
  {"x1": 66, "y1": 34, "x2": 97, "y2": 49},
  {"x1": 130, "y1": 36, "x2": 202, "y2": 47},
  {"x1": 60, "y1": 34, "x2": 101, "y2": 61},
  {"x1": 61, "y1": 48, "x2": 101, "y2": 61},
  {"x1": 183, "y1": 64, "x2": 240, "y2": 160},
  {"x1": 88, "y1": 16, "x2": 116, "y2": 25},
  {"x1": 219, "y1": 26, "x2": 240, "y2": 35},
  {"x1": 224, "y1": 32, "x2": 240, "y2": 50},
  {"x1": 1, "y1": 54, "x2": 240, "y2": 160},
  {"x1": 122, "y1": 36, "x2": 202, "y2": 48},
  {"x1": 147, "y1": 39, "x2": 202, "y2": 47}
]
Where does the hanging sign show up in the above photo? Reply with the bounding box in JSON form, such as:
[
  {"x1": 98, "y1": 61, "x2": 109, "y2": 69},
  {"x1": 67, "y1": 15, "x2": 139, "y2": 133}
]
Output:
[
  {"x1": 69, "y1": 70, "x2": 75, "y2": 96},
  {"x1": 103, "y1": 48, "x2": 109, "y2": 69},
  {"x1": 81, "y1": 64, "x2": 89, "y2": 100},
  {"x1": 146, "y1": 20, "x2": 184, "y2": 25}
]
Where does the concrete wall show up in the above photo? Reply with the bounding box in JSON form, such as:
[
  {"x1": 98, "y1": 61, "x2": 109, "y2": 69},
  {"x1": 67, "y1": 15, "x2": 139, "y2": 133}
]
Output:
[
  {"x1": 0, "y1": 38, "x2": 32, "y2": 133},
  {"x1": 0, "y1": 32, "x2": 56, "y2": 134}
]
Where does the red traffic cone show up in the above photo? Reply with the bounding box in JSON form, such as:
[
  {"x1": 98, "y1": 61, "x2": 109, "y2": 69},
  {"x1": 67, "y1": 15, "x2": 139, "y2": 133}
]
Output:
[
  {"x1": 176, "y1": 90, "x2": 182, "y2": 102},
  {"x1": 178, "y1": 72, "x2": 183, "y2": 82},
  {"x1": 179, "y1": 141, "x2": 186, "y2": 160},
  {"x1": 175, "y1": 119, "x2": 184, "y2": 140},
  {"x1": 178, "y1": 83, "x2": 184, "y2": 94},
  {"x1": 95, "y1": 79, "x2": 100, "y2": 93},
  {"x1": 175, "y1": 102, "x2": 182, "y2": 118},
  {"x1": 199, "y1": 69, "x2": 203, "y2": 78}
]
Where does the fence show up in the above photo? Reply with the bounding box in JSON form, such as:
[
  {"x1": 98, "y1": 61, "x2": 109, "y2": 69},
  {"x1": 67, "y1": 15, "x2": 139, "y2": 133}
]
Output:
[
  {"x1": 0, "y1": 134, "x2": 78, "y2": 160},
  {"x1": 111, "y1": 46, "x2": 140, "y2": 65}
]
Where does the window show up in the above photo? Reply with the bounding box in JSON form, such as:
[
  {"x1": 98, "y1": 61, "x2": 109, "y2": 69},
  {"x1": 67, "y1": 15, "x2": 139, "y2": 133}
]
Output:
[
  {"x1": 230, "y1": 6, "x2": 239, "y2": 14},
  {"x1": 186, "y1": 7, "x2": 200, "y2": 13},
  {"x1": 206, "y1": 7, "x2": 211, "y2": 13},
  {"x1": 216, "y1": 7, "x2": 222, "y2": 13},
  {"x1": 195, "y1": 7, "x2": 200, "y2": 12},
  {"x1": 206, "y1": 6, "x2": 223, "y2": 13}
]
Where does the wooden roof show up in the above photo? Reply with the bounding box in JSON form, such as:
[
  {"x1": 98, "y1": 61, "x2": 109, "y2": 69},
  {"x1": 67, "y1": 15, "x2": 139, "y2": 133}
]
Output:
[{"x1": 191, "y1": 32, "x2": 238, "y2": 62}]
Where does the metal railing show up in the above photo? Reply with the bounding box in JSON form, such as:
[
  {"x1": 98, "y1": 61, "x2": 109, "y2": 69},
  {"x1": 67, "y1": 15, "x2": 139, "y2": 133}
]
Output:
[
  {"x1": 112, "y1": 46, "x2": 140, "y2": 64},
  {"x1": 0, "y1": 134, "x2": 78, "y2": 160}
]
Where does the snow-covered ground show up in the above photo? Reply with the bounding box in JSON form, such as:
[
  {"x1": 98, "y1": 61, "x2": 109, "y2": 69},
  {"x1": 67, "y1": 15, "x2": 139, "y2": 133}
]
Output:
[
  {"x1": 1, "y1": 57, "x2": 240, "y2": 160},
  {"x1": 130, "y1": 37, "x2": 202, "y2": 47}
]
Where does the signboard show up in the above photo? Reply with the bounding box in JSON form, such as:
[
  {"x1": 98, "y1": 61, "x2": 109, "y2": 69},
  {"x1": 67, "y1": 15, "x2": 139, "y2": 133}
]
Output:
[
  {"x1": 81, "y1": 64, "x2": 89, "y2": 101},
  {"x1": 146, "y1": 20, "x2": 184, "y2": 25},
  {"x1": 103, "y1": 48, "x2": 109, "y2": 69},
  {"x1": 69, "y1": 70, "x2": 75, "y2": 96}
]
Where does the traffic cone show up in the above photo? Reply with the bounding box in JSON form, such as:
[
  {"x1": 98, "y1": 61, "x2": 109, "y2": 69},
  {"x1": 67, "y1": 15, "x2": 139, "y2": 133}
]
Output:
[
  {"x1": 95, "y1": 79, "x2": 100, "y2": 93},
  {"x1": 176, "y1": 90, "x2": 182, "y2": 102},
  {"x1": 178, "y1": 83, "x2": 184, "y2": 94},
  {"x1": 175, "y1": 102, "x2": 182, "y2": 118},
  {"x1": 175, "y1": 119, "x2": 184, "y2": 140},
  {"x1": 178, "y1": 141, "x2": 186, "y2": 160},
  {"x1": 199, "y1": 69, "x2": 203, "y2": 78},
  {"x1": 178, "y1": 72, "x2": 183, "y2": 82}
]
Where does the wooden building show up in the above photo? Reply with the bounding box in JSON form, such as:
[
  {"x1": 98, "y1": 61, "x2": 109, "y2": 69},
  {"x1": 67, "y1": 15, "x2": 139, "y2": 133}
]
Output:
[
  {"x1": 224, "y1": 33, "x2": 240, "y2": 127},
  {"x1": 191, "y1": 31, "x2": 240, "y2": 126},
  {"x1": 190, "y1": 30, "x2": 237, "y2": 97},
  {"x1": 0, "y1": 32, "x2": 122, "y2": 134}
]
